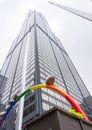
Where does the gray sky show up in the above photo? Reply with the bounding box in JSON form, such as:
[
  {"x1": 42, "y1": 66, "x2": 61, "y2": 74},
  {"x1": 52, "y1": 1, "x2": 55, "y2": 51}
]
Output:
[{"x1": 0, "y1": 0, "x2": 92, "y2": 95}]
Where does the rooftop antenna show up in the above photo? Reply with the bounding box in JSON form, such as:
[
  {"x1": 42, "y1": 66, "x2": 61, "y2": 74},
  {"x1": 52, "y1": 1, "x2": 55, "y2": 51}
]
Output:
[{"x1": 48, "y1": 1, "x2": 92, "y2": 22}]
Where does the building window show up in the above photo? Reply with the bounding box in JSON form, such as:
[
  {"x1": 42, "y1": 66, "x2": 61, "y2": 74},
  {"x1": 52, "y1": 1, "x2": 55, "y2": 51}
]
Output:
[
  {"x1": 30, "y1": 94, "x2": 35, "y2": 103},
  {"x1": 23, "y1": 109, "x2": 29, "y2": 117},
  {"x1": 29, "y1": 104, "x2": 35, "y2": 113}
]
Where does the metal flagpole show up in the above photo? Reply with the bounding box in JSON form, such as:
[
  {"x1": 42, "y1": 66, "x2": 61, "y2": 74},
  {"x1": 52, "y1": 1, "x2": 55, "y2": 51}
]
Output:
[
  {"x1": 15, "y1": 31, "x2": 30, "y2": 130},
  {"x1": 48, "y1": 1, "x2": 92, "y2": 22}
]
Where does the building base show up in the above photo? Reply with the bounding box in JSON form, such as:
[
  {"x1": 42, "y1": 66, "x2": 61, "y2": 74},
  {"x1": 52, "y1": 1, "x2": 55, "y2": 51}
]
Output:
[{"x1": 23, "y1": 106, "x2": 92, "y2": 130}]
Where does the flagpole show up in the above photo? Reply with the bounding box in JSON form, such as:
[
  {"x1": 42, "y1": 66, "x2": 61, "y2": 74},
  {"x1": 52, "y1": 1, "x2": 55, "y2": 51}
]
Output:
[
  {"x1": 15, "y1": 31, "x2": 30, "y2": 130},
  {"x1": 48, "y1": 1, "x2": 92, "y2": 22}
]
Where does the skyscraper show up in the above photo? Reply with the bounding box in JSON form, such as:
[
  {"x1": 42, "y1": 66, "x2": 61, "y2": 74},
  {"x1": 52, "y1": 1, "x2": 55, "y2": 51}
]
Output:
[{"x1": 0, "y1": 10, "x2": 92, "y2": 129}]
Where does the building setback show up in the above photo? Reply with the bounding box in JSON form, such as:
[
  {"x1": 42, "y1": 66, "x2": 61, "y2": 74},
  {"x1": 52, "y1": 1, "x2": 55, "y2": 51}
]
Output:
[{"x1": 0, "y1": 10, "x2": 92, "y2": 129}]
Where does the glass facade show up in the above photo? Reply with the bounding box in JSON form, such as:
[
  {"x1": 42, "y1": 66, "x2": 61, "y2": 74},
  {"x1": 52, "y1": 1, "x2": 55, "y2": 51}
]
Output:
[{"x1": 0, "y1": 10, "x2": 92, "y2": 129}]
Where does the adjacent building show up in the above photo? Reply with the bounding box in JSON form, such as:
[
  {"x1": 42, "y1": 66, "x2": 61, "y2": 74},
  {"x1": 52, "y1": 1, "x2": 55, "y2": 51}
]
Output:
[
  {"x1": 0, "y1": 10, "x2": 92, "y2": 129},
  {"x1": 80, "y1": 95, "x2": 92, "y2": 121}
]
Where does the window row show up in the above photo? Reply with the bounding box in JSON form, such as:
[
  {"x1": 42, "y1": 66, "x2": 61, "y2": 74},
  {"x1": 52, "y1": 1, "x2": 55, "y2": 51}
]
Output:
[
  {"x1": 23, "y1": 104, "x2": 35, "y2": 118},
  {"x1": 24, "y1": 94, "x2": 35, "y2": 107}
]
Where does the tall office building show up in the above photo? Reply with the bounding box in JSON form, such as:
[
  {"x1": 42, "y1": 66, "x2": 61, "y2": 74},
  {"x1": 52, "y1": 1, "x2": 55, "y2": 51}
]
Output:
[{"x1": 0, "y1": 10, "x2": 92, "y2": 129}]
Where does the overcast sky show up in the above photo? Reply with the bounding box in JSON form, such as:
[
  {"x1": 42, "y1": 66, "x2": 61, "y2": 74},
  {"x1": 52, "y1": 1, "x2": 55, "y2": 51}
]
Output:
[{"x1": 0, "y1": 0, "x2": 92, "y2": 95}]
